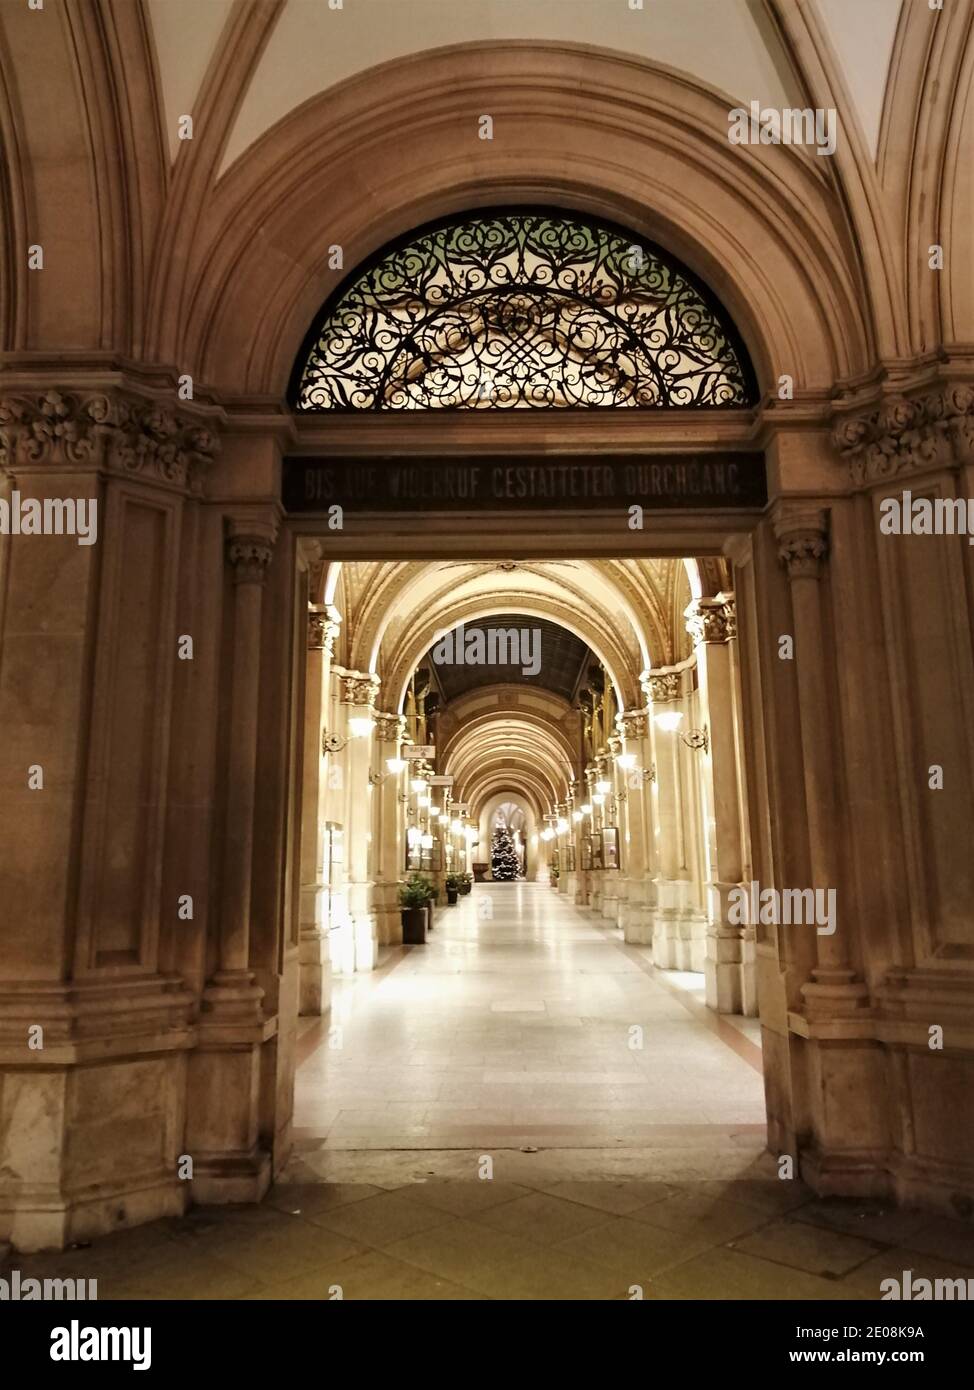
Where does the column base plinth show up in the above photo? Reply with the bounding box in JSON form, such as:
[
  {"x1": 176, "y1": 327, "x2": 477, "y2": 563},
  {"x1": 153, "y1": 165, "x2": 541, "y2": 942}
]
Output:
[{"x1": 190, "y1": 1150, "x2": 273, "y2": 1206}]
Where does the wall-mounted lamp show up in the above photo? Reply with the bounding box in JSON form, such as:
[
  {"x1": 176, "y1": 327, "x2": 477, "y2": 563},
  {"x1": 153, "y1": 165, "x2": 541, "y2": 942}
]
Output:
[
  {"x1": 592, "y1": 793, "x2": 606, "y2": 807},
  {"x1": 556, "y1": 818, "x2": 569, "y2": 834},
  {"x1": 653, "y1": 710, "x2": 684, "y2": 733},
  {"x1": 348, "y1": 716, "x2": 375, "y2": 739},
  {"x1": 616, "y1": 752, "x2": 637, "y2": 771},
  {"x1": 572, "y1": 810, "x2": 583, "y2": 823},
  {"x1": 386, "y1": 757, "x2": 406, "y2": 775},
  {"x1": 595, "y1": 779, "x2": 611, "y2": 795},
  {"x1": 410, "y1": 777, "x2": 427, "y2": 794},
  {"x1": 681, "y1": 726, "x2": 709, "y2": 753},
  {"x1": 580, "y1": 803, "x2": 593, "y2": 816}
]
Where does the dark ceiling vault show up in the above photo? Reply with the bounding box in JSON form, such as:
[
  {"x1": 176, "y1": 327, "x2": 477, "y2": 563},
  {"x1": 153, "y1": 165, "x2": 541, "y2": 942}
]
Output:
[{"x1": 421, "y1": 613, "x2": 592, "y2": 704}]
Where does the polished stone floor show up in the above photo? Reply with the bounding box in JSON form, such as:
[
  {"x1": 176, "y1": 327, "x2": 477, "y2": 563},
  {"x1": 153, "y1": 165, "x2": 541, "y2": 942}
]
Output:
[
  {"x1": 8, "y1": 885, "x2": 974, "y2": 1299},
  {"x1": 293, "y1": 881, "x2": 767, "y2": 1151}
]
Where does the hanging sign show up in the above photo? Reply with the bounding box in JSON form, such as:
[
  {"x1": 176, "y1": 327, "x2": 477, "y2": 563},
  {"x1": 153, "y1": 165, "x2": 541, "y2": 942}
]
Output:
[
  {"x1": 429, "y1": 775, "x2": 454, "y2": 786},
  {"x1": 402, "y1": 745, "x2": 435, "y2": 759}
]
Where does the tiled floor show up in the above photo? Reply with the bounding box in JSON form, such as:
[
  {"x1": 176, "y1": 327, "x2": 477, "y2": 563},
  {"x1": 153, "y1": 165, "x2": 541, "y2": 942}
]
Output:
[
  {"x1": 294, "y1": 881, "x2": 767, "y2": 1149},
  {"x1": 8, "y1": 885, "x2": 974, "y2": 1299}
]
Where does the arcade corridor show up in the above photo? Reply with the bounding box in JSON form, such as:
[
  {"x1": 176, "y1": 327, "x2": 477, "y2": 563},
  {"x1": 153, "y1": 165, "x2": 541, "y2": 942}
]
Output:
[
  {"x1": 10, "y1": 888, "x2": 973, "y2": 1302},
  {"x1": 292, "y1": 883, "x2": 765, "y2": 1151}
]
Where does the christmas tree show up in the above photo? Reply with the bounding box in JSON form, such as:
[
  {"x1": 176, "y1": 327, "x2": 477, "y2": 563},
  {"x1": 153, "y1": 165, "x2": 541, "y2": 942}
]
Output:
[{"x1": 491, "y1": 825, "x2": 520, "y2": 880}]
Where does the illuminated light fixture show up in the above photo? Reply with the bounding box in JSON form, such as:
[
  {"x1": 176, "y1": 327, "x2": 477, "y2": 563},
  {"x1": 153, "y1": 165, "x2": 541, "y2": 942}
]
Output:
[
  {"x1": 616, "y1": 752, "x2": 637, "y2": 770},
  {"x1": 595, "y1": 780, "x2": 611, "y2": 795},
  {"x1": 541, "y1": 828, "x2": 555, "y2": 841},
  {"x1": 417, "y1": 794, "x2": 430, "y2": 808},
  {"x1": 420, "y1": 833, "x2": 434, "y2": 849},
  {"x1": 556, "y1": 818, "x2": 569, "y2": 834},
  {"x1": 410, "y1": 778, "x2": 426, "y2": 794},
  {"x1": 464, "y1": 827, "x2": 477, "y2": 842},
  {"x1": 406, "y1": 827, "x2": 422, "y2": 847},
  {"x1": 572, "y1": 811, "x2": 583, "y2": 822},
  {"x1": 580, "y1": 803, "x2": 592, "y2": 816},
  {"x1": 348, "y1": 716, "x2": 375, "y2": 739},
  {"x1": 654, "y1": 710, "x2": 684, "y2": 732},
  {"x1": 592, "y1": 793, "x2": 606, "y2": 807},
  {"x1": 386, "y1": 757, "x2": 406, "y2": 775},
  {"x1": 451, "y1": 819, "x2": 463, "y2": 833},
  {"x1": 430, "y1": 806, "x2": 441, "y2": 818}
]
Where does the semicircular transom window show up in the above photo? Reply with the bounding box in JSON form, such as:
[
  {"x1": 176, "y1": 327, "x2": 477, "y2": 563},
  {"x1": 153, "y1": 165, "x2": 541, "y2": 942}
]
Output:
[{"x1": 292, "y1": 211, "x2": 756, "y2": 410}]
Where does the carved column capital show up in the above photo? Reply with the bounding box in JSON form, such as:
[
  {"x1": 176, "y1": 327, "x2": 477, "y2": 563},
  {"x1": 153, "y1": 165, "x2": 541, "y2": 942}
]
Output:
[
  {"x1": 340, "y1": 670, "x2": 381, "y2": 707},
  {"x1": 716, "y1": 591, "x2": 737, "y2": 640},
  {"x1": 0, "y1": 386, "x2": 219, "y2": 493},
  {"x1": 374, "y1": 710, "x2": 406, "y2": 743},
  {"x1": 308, "y1": 609, "x2": 341, "y2": 655},
  {"x1": 226, "y1": 533, "x2": 274, "y2": 585},
  {"x1": 617, "y1": 710, "x2": 647, "y2": 740},
  {"x1": 642, "y1": 670, "x2": 680, "y2": 705},
  {"x1": 832, "y1": 382, "x2": 974, "y2": 485},
  {"x1": 684, "y1": 597, "x2": 732, "y2": 646},
  {"x1": 774, "y1": 507, "x2": 829, "y2": 580}
]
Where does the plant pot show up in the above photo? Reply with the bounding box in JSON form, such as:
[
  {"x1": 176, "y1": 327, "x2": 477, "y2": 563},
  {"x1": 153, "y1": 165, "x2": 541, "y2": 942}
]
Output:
[
  {"x1": 401, "y1": 907, "x2": 427, "y2": 944},
  {"x1": 446, "y1": 889, "x2": 458, "y2": 904},
  {"x1": 459, "y1": 882, "x2": 472, "y2": 895},
  {"x1": 426, "y1": 902, "x2": 434, "y2": 932}
]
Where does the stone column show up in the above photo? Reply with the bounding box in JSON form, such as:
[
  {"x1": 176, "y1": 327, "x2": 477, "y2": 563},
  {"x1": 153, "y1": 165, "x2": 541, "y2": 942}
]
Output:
[
  {"x1": 373, "y1": 711, "x2": 407, "y2": 944},
  {"x1": 602, "y1": 738, "x2": 623, "y2": 922},
  {"x1": 339, "y1": 669, "x2": 381, "y2": 970},
  {"x1": 575, "y1": 767, "x2": 594, "y2": 905},
  {"x1": 561, "y1": 789, "x2": 578, "y2": 899},
  {"x1": 589, "y1": 758, "x2": 606, "y2": 912},
  {"x1": 685, "y1": 594, "x2": 750, "y2": 1012},
  {"x1": 645, "y1": 669, "x2": 686, "y2": 967},
  {"x1": 617, "y1": 711, "x2": 655, "y2": 943},
  {"x1": 774, "y1": 508, "x2": 868, "y2": 1015},
  {"x1": 190, "y1": 514, "x2": 278, "y2": 1204},
  {"x1": 298, "y1": 607, "x2": 340, "y2": 1014}
]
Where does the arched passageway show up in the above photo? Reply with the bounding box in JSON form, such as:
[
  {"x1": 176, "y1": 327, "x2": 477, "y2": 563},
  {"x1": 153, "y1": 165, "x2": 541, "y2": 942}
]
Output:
[{"x1": 1, "y1": 6, "x2": 973, "y2": 1282}]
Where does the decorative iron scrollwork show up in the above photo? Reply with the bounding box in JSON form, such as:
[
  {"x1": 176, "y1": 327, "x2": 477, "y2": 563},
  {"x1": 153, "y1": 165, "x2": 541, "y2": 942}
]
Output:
[{"x1": 294, "y1": 212, "x2": 754, "y2": 411}]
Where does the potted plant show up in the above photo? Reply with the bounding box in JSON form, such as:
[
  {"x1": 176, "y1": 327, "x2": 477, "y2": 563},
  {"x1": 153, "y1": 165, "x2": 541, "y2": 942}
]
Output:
[
  {"x1": 457, "y1": 872, "x2": 473, "y2": 896},
  {"x1": 550, "y1": 864, "x2": 560, "y2": 887},
  {"x1": 408, "y1": 871, "x2": 437, "y2": 932},
  {"x1": 445, "y1": 873, "x2": 462, "y2": 905},
  {"x1": 399, "y1": 875, "x2": 430, "y2": 944}
]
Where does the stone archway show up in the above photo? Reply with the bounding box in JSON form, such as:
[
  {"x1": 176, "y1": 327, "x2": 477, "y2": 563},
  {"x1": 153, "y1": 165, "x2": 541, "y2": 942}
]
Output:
[{"x1": 3, "y1": 16, "x2": 973, "y2": 1254}]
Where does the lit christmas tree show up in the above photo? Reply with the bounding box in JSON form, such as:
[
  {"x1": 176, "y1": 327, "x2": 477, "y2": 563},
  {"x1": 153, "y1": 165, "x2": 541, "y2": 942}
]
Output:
[{"x1": 491, "y1": 825, "x2": 520, "y2": 880}]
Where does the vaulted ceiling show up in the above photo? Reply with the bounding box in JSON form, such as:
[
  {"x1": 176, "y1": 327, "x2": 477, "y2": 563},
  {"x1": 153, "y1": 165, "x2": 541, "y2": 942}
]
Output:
[
  {"x1": 143, "y1": 0, "x2": 904, "y2": 174},
  {"x1": 322, "y1": 555, "x2": 718, "y2": 819},
  {"x1": 422, "y1": 614, "x2": 592, "y2": 705}
]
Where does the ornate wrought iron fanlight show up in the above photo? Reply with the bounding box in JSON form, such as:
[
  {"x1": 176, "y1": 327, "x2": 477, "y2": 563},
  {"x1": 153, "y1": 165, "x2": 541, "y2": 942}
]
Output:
[{"x1": 292, "y1": 211, "x2": 755, "y2": 411}]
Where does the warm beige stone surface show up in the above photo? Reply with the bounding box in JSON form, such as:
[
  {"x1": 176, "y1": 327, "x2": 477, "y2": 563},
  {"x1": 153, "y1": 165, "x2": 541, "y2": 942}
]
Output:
[{"x1": 1, "y1": 4, "x2": 973, "y2": 1259}]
